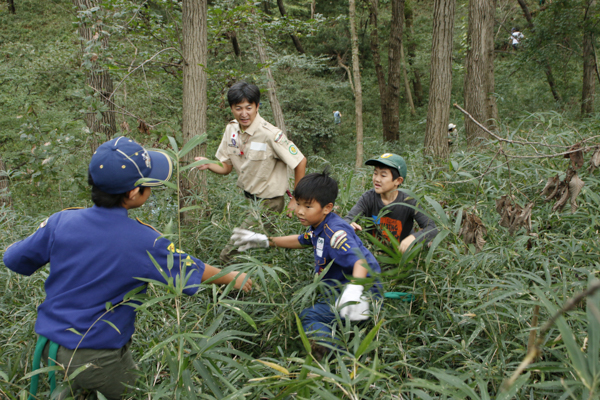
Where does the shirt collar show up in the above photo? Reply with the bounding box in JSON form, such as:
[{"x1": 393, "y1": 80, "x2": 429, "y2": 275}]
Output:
[
  {"x1": 92, "y1": 204, "x2": 129, "y2": 217},
  {"x1": 241, "y1": 113, "x2": 263, "y2": 136}
]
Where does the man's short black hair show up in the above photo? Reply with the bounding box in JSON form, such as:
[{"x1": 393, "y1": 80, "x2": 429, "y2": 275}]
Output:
[
  {"x1": 88, "y1": 172, "x2": 146, "y2": 208},
  {"x1": 294, "y1": 170, "x2": 338, "y2": 208},
  {"x1": 371, "y1": 161, "x2": 401, "y2": 181},
  {"x1": 227, "y1": 81, "x2": 260, "y2": 107}
]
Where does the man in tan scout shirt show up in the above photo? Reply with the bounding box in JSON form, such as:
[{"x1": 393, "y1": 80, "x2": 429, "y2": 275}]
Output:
[{"x1": 196, "y1": 81, "x2": 307, "y2": 263}]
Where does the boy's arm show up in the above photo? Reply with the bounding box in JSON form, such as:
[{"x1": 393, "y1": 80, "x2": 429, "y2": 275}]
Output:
[
  {"x1": 269, "y1": 235, "x2": 304, "y2": 249},
  {"x1": 351, "y1": 259, "x2": 368, "y2": 280},
  {"x1": 343, "y1": 192, "x2": 372, "y2": 229},
  {"x1": 201, "y1": 263, "x2": 252, "y2": 292}
]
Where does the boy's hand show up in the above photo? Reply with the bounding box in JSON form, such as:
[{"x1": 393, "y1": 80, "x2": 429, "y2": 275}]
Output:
[
  {"x1": 335, "y1": 284, "x2": 370, "y2": 321},
  {"x1": 233, "y1": 272, "x2": 252, "y2": 292},
  {"x1": 231, "y1": 228, "x2": 269, "y2": 251},
  {"x1": 350, "y1": 222, "x2": 362, "y2": 231},
  {"x1": 399, "y1": 234, "x2": 416, "y2": 253}
]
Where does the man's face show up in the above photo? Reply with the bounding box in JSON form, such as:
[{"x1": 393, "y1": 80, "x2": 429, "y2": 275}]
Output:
[{"x1": 231, "y1": 100, "x2": 259, "y2": 130}]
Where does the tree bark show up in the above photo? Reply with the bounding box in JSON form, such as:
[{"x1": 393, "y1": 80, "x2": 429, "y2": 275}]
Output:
[
  {"x1": 7, "y1": 0, "x2": 15, "y2": 14},
  {"x1": 350, "y1": 0, "x2": 364, "y2": 169},
  {"x1": 406, "y1": 7, "x2": 424, "y2": 107},
  {"x1": 228, "y1": 31, "x2": 241, "y2": 57},
  {"x1": 464, "y1": 0, "x2": 497, "y2": 145},
  {"x1": 181, "y1": 0, "x2": 208, "y2": 212},
  {"x1": 400, "y1": 40, "x2": 416, "y2": 115},
  {"x1": 0, "y1": 153, "x2": 11, "y2": 207},
  {"x1": 581, "y1": 0, "x2": 596, "y2": 116},
  {"x1": 423, "y1": 0, "x2": 455, "y2": 159},
  {"x1": 276, "y1": 0, "x2": 305, "y2": 54},
  {"x1": 255, "y1": 29, "x2": 287, "y2": 134},
  {"x1": 516, "y1": 0, "x2": 562, "y2": 102},
  {"x1": 73, "y1": 0, "x2": 117, "y2": 153},
  {"x1": 368, "y1": 0, "x2": 404, "y2": 143}
]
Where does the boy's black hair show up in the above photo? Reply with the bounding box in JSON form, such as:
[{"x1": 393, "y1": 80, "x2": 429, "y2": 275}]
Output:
[
  {"x1": 88, "y1": 172, "x2": 146, "y2": 208},
  {"x1": 227, "y1": 81, "x2": 260, "y2": 107},
  {"x1": 294, "y1": 169, "x2": 338, "y2": 208},
  {"x1": 371, "y1": 161, "x2": 401, "y2": 181}
]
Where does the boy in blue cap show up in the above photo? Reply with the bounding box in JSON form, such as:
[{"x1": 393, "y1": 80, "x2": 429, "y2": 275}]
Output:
[
  {"x1": 3, "y1": 137, "x2": 251, "y2": 399},
  {"x1": 344, "y1": 153, "x2": 438, "y2": 253},
  {"x1": 231, "y1": 171, "x2": 381, "y2": 358}
]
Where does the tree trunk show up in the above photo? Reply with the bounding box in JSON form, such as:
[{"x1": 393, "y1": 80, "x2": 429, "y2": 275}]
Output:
[
  {"x1": 406, "y1": 13, "x2": 424, "y2": 107},
  {"x1": 255, "y1": 29, "x2": 287, "y2": 134},
  {"x1": 464, "y1": 0, "x2": 496, "y2": 144},
  {"x1": 0, "y1": 153, "x2": 11, "y2": 207},
  {"x1": 311, "y1": 0, "x2": 315, "y2": 19},
  {"x1": 485, "y1": 0, "x2": 498, "y2": 127},
  {"x1": 423, "y1": 0, "x2": 455, "y2": 159},
  {"x1": 228, "y1": 31, "x2": 241, "y2": 57},
  {"x1": 350, "y1": 0, "x2": 364, "y2": 169},
  {"x1": 517, "y1": 0, "x2": 562, "y2": 102},
  {"x1": 7, "y1": 0, "x2": 15, "y2": 14},
  {"x1": 368, "y1": 0, "x2": 389, "y2": 137},
  {"x1": 181, "y1": 0, "x2": 208, "y2": 214},
  {"x1": 581, "y1": 0, "x2": 596, "y2": 116},
  {"x1": 400, "y1": 40, "x2": 416, "y2": 115},
  {"x1": 383, "y1": 0, "x2": 404, "y2": 143},
  {"x1": 73, "y1": 0, "x2": 117, "y2": 153},
  {"x1": 276, "y1": 0, "x2": 305, "y2": 54}
]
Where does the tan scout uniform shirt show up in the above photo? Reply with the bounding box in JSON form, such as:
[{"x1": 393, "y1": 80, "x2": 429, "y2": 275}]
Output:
[{"x1": 215, "y1": 113, "x2": 304, "y2": 199}]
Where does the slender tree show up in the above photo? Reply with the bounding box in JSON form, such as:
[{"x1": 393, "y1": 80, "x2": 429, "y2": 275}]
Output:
[
  {"x1": 0, "y1": 154, "x2": 10, "y2": 206},
  {"x1": 581, "y1": 0, "x2": 596, "y2": 116},
  {"x1": 73, "y1": 0, "x2": 117, "y2": 153},
  {"x1": 464, "y1": 0, "x2": 497, "y2": 144},
  {"x1": 276, "y1": 0, "x2": 306, "y2": 54},
  {"x1": 181, "y1": 0, "x2": 208, "y2": 209},
  {"x1": 350, "y1": 0, "x2": 364, "y2": 168},
  {"x1": 7, "y1": 0, "x2": 15, "y2": 14},
  {"x1": 516, "y1": 0, "x2": 562, "y2": 102},
  {"x1": 368, "y1": 0, "x2": 405, "y2": 142},
  {"x1": 423, "y1": 0, "x2": 455, "y2": 159},
  {"x1": 406, "y1": 3, "x2": 424, "y2": 107}
]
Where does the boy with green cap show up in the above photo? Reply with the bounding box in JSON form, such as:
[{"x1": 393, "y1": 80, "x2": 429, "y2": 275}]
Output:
[{"x1": 343, "y1": 153, "x2": 438, "y2": 253}]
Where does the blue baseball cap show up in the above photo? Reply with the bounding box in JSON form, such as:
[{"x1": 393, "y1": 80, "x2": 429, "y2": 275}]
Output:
[{"x1": 89, "y1": 136, "x2": 173, "y2": 194}]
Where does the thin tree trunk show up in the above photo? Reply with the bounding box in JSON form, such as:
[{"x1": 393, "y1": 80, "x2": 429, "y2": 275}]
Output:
[
  {"x1": 7, "y1": 0, "x2": 15, "y2": 14},
  {"x1": 276, "y1": 0, "x2": 305, "y2": 54},
  {"x1": 464, "y1": 0, "x2": 495, "y2": 144},
  {"x1": 0, "y1": 154, "x2": 11, "y2": 207},
  {"x1": 517, "y1": 0, "x2": 562, "y2": 102},
  {"x1": 400, "y1": 40, "x2": 415, "y2": 115},
  {"x1": 423, "y1": 0, "x2": 455, "y2": 159},
  {"x1": 255, "y1": 29, "x2": 287, "y2": 133},
  {"x1": 181, "y1": 0, "x2": 207, "y2": 214},
  {"x1": 406, "y1": 7, "x2": 424, "y2": 107},
  {"x1": 368, "y1": 0, "x2": 389, "y2": 136},
  {"x1": 228, "y1": 31, "x2": 241, "y2": 57},
  {"x1": 73, "y1": 0, "x2": 116, "y2": 153},
  {"x1": 383, "y1": 0, "x2": 404, "y2": 142},
  {"x1": 485, "y1": 0, "x2": 498, "y2": 127},
  {"x1": 349, "y1": 0, "x2": 364, "y2": 169},
  {"x1": 311, "y1": 0, "x2": 315, "y2": 19},
  {"x1": 582, "y1": 0, "x2": 596, "y2": 116}
]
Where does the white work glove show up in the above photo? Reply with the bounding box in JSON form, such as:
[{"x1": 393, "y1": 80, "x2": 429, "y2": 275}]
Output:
[
  {"x1": 230, "y1": 228, "x2": 269, "y2": 252},
  {"x1": 335, "y1": 284, "x2": 370, "y2": 321}
]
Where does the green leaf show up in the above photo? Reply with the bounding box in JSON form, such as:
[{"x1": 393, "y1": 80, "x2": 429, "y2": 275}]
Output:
[
  {"x1": 295, "y1": 313, "x2": 312, "y2": 354},
  {"x1": 425, "y1": 229, "x2": 450, "y2": 267},
  {"x1": 220, "y1": 302, "x2": 257, "y2": 331},
  {"x1": 101, "y1": 319, "x2": 121, "y2": 334},
  {"x1": 355, "y1": 318, "x2": 385, "y2": 358},
  {"x1": 20, "y1": 365, "x2": 63, "y2": 380},
  {"x1": 66, "y1": 328, "x2": 83, "y2": 336},
  {"x1": 178, "y1": 133, "x2": 207, "y2": 159}
]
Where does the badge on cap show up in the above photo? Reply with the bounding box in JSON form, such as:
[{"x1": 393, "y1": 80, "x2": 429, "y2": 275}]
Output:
[{"x1": 381, "y1": 153, "x2": 392, "y2": 158}]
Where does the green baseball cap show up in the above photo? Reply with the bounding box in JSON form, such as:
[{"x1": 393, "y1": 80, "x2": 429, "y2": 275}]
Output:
[{"x1": 365, "y1": 153, "x2": 407, "y2": 179}]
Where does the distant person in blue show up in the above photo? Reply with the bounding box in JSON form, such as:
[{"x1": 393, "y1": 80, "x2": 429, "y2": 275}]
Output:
[
  {"x1": 3, "y1": 137, "x2": 251, "y2": 399},
  {"x1": 333, "y1": 110, "x2": 342, "y2": 125},
  {"x1": 230, "y1": 170, "x2": 381, "y2": 359}
]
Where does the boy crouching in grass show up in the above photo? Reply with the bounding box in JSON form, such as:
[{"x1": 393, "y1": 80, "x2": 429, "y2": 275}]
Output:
[
  {"x1": 3, "y1": 137, "x2": 251, "y2": 400},
  {"x1": 231, "y1": 170, "x2": 382, "y2": 358},
  {"x1": 344, "y1": 153, "x2": 438, "y2": 253}
]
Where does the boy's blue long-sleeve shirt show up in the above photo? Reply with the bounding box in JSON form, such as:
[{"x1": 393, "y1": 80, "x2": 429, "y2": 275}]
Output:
[
  {"x1": 297, "y1": 213, "x2": 381, "y2": 293},
  {"x1": 3, "y1": 206, "x2": 205, "y2": 350}
]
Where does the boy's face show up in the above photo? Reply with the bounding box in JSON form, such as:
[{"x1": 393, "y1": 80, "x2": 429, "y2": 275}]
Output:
[
  {"x1": 372, "y1": 166, "x2": 403, "y2": 194},
  {"x1": 295, "y1": 198, "x2": 332, "y2": 228},
  {"x1": 231, "y1": 100, "x2": 259, "y2": 130}
]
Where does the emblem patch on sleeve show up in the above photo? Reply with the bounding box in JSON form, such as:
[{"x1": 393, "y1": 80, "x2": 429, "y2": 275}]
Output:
[
  {"x1": 289, "y1": 144, "x2": 298, "y2": 155},
  {"x1": 330, "y1": 230, "x2": 348, "y2": 249},
  {"x1": 38, "y1": 218, "x2": 48, "y2": 229},
  {"x1": 274, "y1": 131, "x2": 284, "y2": 143}
]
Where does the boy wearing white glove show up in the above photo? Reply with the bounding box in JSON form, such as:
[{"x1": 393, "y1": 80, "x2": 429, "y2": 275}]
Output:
[{"x1": 232, "y1": 170, "x2": 382, "y2": 356}]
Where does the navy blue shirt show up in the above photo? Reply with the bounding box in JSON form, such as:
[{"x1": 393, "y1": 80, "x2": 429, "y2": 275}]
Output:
[
  {"x1": 297, "y1": 213, "x2": 381, "y2": 293},
  {"x1": 3, "y1": 206, "x2": 205, "y2": 350}
]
